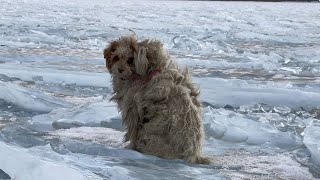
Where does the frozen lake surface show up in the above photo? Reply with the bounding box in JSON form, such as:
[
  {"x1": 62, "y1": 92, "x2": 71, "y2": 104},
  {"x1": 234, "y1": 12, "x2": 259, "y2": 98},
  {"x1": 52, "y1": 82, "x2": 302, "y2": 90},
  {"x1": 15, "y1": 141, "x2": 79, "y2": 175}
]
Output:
[{"x1": 0, "y1": 0, "x2": 320, "y2": 179}]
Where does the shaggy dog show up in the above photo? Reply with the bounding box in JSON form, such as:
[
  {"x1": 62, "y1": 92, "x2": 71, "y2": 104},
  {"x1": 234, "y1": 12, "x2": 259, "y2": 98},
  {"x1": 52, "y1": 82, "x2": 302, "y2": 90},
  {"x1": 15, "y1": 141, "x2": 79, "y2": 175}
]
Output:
[{"x1": 103, "y1": 35, "x2": 210, "y2": 164}]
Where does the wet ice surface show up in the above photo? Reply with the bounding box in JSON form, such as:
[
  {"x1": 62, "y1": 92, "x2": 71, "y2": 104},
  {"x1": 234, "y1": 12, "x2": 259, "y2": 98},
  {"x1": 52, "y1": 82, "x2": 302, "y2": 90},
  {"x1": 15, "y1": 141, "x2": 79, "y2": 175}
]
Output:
[{"x1": 1, "y1": 0, "x2": 320, "y2": 179}]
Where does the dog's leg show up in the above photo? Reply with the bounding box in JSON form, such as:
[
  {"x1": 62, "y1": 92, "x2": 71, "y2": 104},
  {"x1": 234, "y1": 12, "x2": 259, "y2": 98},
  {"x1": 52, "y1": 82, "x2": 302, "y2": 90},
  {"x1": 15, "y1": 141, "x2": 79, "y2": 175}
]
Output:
[{"x1": 121, "y1": 104, "x2": 141, "y2": 149}]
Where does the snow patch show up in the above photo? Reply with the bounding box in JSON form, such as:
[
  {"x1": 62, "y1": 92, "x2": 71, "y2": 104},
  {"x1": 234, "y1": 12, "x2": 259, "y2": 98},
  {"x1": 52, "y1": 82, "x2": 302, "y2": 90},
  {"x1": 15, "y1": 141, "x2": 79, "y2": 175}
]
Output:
[
  {"x1": 48, "y1": 127, "x2": 126, "y2": 148},
  {"x1": 212, "y1": 153, "x2": 314, "y2": 180}
]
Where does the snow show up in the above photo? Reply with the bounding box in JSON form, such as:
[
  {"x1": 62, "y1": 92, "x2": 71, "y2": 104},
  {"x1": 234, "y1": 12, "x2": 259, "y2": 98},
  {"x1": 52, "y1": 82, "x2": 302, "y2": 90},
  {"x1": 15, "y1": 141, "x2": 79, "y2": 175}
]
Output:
[
  {"x1": 48, "y1": 127, "x2": 126, "y2": 147},
  {"x1": 212, "y1": 153, "x2": 315, "y2": 180},
  {"x1": 0, "y1": 0, "x2": 320, "y2": 179}
]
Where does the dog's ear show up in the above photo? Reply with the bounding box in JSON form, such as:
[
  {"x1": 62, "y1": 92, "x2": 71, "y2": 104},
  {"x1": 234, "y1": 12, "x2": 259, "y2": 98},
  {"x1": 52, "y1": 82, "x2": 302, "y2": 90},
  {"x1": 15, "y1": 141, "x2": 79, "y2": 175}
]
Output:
[
  {"x1": 134, "y1": 39, "x2": 164, "y2": 76},
  {"x1": 103, "y1": 41, "x2": 118, "y2": 71},
  {"x1": 134, "y1": 46, "x2": 149, "y2": 76},
  {"x1": 128, "y1": 35, "x2": 150, "y2": 76},
  {"x1": 137, "y1": 39, "x2": 167, "y2": 70}
]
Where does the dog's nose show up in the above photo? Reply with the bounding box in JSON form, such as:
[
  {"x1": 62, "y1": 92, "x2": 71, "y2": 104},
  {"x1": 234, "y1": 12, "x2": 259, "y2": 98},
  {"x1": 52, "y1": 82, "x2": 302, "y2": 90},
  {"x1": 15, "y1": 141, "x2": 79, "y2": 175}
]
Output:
[{"x1": 118, "y1": 69, "x2": 124, "y2": 73}]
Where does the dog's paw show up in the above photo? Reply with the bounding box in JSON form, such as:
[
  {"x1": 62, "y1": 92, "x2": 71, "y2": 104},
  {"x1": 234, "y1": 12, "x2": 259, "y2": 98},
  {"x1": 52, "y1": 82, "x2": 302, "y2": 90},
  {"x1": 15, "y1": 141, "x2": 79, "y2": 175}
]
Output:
[
  {"x1": 196, "y1": 156, "x2": 212, "y2": 164},
  {"x1": 187, "y1": 156, "x2": 212, "y2": 164}
]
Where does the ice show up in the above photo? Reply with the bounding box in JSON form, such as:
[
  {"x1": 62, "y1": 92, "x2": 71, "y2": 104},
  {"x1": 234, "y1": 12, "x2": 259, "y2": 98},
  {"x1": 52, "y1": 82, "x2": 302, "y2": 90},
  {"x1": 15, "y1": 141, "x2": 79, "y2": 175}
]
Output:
[
  {"x1": 273, "y1": 105, "x2": 292, "y2": 115},
  {"x1": 0, "y1": 64, "x2": 110, "y2": 88},
  {"x1": 3, "y1": 63, "x2": 319, "y2": 111},
  {"x1": 0, "y1": 81, "x2": 72, "y2": 112},
  {"x1": 239, "y1": 104, "x2": 262, "y2": 113},
  {"x1": 32, "y1": 99, "x2": 119, "y2": 129},
  {"x1": 203, "y1": 107, "x2": 303, "y2": 150},
  {"x1": 0, "y1": 141, "x2": 100, "y2": 180},
  {"x1": 197, "y1": 77, "x2": 320, "y2": 110},
  {"x1": 0, "y1": 169, "x2": 11, "y2": 179},
  {"x1": 304, "y1": 119, "x2": 320, "y2": 167},
  {"x1": 1, "y1": 0, "x2": 320, "y2": 179},
  {"x1": 0, "y1": 122, "x2": 5, "y2": 129}
]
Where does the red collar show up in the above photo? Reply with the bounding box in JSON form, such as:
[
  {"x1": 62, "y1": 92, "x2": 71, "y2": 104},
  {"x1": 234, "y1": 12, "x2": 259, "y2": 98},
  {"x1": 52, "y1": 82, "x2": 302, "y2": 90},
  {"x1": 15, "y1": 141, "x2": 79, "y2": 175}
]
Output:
[{"x1": 131, "y1": 69, "x2": 161, "y2": 84}]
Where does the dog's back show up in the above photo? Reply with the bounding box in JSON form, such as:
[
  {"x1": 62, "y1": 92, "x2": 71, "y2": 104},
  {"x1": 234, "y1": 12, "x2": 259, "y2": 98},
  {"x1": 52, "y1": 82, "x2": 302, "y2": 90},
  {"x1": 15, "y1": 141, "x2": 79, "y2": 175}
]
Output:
[{"x1": 131, "y1": 66, "x2": 210, "y2": 164}]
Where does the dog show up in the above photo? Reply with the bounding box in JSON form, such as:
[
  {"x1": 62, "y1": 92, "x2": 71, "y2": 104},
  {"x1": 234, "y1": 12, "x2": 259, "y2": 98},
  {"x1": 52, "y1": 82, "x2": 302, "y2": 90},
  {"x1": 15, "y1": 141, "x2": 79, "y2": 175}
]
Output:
[{"x1": 103, "y1": 35, "x2": 210, "y2": 164}]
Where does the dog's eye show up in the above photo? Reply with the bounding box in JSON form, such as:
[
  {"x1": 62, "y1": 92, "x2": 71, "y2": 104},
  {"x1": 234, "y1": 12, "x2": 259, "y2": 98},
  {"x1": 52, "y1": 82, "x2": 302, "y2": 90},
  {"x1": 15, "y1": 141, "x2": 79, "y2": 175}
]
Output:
[{"x1": 128, "y1": 57, "x2": 134, "y2": 64}]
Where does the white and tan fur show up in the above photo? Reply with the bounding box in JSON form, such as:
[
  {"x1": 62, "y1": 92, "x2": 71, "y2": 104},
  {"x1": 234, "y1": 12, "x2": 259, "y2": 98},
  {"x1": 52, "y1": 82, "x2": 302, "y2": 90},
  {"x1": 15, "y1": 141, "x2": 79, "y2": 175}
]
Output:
[{"x1": 103, "y1": 35, "x2": 210, "y2": 164}]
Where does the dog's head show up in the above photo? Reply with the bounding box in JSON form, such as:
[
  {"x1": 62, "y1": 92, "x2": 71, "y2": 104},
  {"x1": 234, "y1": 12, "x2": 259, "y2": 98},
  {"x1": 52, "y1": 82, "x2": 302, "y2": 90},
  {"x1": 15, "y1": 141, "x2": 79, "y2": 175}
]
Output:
[
  {"x1": 103, "y1": 35, "x2": 168, "y2": 80},
  {"x1": 103, "y1": 35, "x2": 138, "y2": 80}
]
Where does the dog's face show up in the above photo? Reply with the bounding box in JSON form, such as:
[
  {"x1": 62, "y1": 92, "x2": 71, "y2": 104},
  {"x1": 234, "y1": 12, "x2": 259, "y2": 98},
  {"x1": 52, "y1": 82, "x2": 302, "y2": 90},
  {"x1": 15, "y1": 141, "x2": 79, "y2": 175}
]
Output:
[
  {"x1": 103, "y1": 36, "x2": 138, "y2": 80},
  {"x1": 104, "y1": 35, "x2": 167, "y2": 81}
]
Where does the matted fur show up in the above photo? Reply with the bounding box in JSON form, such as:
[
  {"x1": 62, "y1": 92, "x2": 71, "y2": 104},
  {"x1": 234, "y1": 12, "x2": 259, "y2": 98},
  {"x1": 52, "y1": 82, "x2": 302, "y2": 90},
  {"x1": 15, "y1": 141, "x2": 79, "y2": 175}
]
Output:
[{"x1": 103, "y1": 35, "x2": 210, "y2": 164}]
